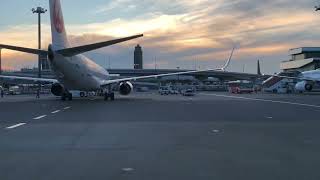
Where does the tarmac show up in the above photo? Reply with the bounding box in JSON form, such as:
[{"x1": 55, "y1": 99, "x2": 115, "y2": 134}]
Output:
[{"x1": 0, "y1": 92, "x2": 320, "y2": 180}]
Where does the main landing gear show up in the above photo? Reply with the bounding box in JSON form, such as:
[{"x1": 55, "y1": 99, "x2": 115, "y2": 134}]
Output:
[
  {"x1": 104, "y1": 92, "x2": 115, "y2": 101},
  {"x1": 103, "y1": 85, "x2": 115, "y2": 101},
  {"x1": 61, "y1": 92, "x2": 73, "y2": 101}
]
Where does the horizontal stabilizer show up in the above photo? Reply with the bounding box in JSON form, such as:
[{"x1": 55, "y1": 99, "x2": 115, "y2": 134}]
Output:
[
  {"x1": 0, "y1": 75, "x2": 58, "y2": 84},
  {"x1": 56, "y1": 34, "x2": 143, "y2": 57},
  {"x1": 0, "y1": 44, "x2": 48, "y2": 55}
]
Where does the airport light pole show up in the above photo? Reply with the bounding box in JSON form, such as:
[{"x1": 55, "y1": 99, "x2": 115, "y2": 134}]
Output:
[{"x1": 32, "y1": 7, "x2": 47, "y2": 98}]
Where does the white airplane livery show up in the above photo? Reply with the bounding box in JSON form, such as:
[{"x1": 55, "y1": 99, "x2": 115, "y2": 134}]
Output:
[
  {"x1": 265, "y1": 69, "x2": 320, "y2": 93},
  {"x1": 0, "y1": 0, "x2": 234, "y2": 101},
  {"x1": 294, "y1": 70, "x2": 320, "y2": 92}
]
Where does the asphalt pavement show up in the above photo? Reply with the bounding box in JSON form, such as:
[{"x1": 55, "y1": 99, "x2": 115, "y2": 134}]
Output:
[{"x1": 0, "y1": 92, "x2": 320, "y2": 180}]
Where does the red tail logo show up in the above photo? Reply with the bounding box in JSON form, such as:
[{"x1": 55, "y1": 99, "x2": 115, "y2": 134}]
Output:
[{"x1": 53, "y1": 0, "x2": 64, "y2": 33}]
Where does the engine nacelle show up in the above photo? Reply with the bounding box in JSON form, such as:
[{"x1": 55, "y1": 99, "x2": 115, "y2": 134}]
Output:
[
  {"x1": 51, "y1": 83, "x2": 64, "y2": 96},
  {"x1": 119, "y1": 81, "x2": 133, "y2": 95},
  {"x1": 295, "y1": 81, "x2": 313, "y2": 92}
]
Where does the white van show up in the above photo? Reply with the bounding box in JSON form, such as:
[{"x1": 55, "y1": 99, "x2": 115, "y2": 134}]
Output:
[{"x1": 8, "y1": 86, "x2": 21, "y2": 95}]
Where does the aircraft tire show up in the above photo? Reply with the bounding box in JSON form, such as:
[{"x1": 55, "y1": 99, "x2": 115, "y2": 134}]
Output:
[
  {"x1": 104, "y1": 93, "x2": 109, "y2": 101},
  {"x1": 110, "y1": 93, "x2": 115, "y2": 101}
]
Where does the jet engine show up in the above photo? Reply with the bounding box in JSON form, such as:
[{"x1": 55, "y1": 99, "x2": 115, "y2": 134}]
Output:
[
  {"x1": 295, "y1": 81, "x2": 313, "y2": 92},
  {"x1": 119, "y1": 81, "x2": 133, "y2": 95},
  {"x1": 51, "y1": 83, "x2": 64, "y2": 96}
]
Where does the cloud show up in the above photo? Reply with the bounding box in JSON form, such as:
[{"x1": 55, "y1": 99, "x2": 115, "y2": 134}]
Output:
[
  {"x1": 1, "y1": 51, "x2": 36, "y2": 71},
  {"x1": 1, "y1": 0, "x2": 320, "y2": 73}
]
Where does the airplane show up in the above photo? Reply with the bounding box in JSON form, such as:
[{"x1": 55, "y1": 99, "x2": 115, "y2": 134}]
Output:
[
  {"x1": 0, "y1": 0, "x2": 241, "y2": 101},
  {"x1": 293, "y1": 70, "x2": 320, "y2": 92},
  {"x1": 263, "y1": 69, "x2": 320, "y2": 93}
]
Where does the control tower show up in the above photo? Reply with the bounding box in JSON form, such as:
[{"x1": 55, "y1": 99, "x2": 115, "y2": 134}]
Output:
[{"x1": 134, "y1": 44, "x2": 143, "y2": 69}]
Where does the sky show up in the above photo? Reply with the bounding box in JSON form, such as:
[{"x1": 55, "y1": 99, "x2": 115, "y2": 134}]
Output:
[{"x1": 1, "y1": 0, "x2": 320, "y2": 74}]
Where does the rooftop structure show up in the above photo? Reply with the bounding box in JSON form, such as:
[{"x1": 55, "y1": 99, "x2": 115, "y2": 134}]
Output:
[{"x1": 281, "y1": 47, "x2": 320, "y2": 72}]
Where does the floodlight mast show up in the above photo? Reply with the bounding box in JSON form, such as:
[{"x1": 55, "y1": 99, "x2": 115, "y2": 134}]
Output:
[{"x1": 32, "y1": 7, "x2": 47, "y2": 98}]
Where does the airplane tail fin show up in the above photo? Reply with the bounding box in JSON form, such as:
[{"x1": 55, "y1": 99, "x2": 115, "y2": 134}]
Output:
[
  {"x1": 257, "y1": 60, "x2": 262, "y2": 75},
  {"x1": 49, "y1": 0, "x2": 70, "y2": 50}
]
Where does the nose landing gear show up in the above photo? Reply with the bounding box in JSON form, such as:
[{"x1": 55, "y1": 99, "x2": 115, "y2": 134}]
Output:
[{"x1": 103, "y1": 86, "x2": 115, "y2": 101}]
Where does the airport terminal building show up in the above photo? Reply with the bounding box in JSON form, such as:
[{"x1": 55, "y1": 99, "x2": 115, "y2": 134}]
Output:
[{"x1": 281, "y1": 47, "x2": 320, "y2": 72}]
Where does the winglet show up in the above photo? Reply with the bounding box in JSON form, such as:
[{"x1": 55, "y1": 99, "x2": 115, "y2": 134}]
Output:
[{"x1": 217, "y1": 46, "x2": 235, "y2": 71}]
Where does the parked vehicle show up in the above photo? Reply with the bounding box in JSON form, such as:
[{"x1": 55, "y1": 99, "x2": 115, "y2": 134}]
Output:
[
  {"x1": 159, "y1": 87, "x2": 170, "y2": 95},
  {"x1": 182, "y1": 89, "x2": 196, "y2": 96},
  {"x1": 169, "y1": 89, "x2": 179, "y2": 95},
  {"x1": 228, "y1": 80, "x2": 254, "y2": 94},
  {"x1": 8, "y1": 86, "x2": 21, "y2": 95}
]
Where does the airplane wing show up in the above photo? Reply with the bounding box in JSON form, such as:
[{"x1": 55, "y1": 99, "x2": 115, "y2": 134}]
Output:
[
  {"x1": 100, "y1": 68, "x2": 253, "y2": 86},
  {"x1": 56, "y1": 34, "x2": 143, "y2": 57},
  {"x1": 0, "y1": 75, "x2": 57, "y2": 84},
  {"x1": 100, "y1": 46, "x2": 261, "y2": 86}
]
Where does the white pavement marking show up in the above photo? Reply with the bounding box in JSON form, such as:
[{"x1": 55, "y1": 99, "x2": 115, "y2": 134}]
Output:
[
  {"x1": 201, "y1": 93, "x2": 320, "y2": 109},
  {"x1": 122, "y1": 168, "x2": 134, "y2": 172},
  {"x1": 212, "y1": 129, "x2": 220, "y2": 133},
  {"x1": 33, "y1": 115, "x2": 47, "y2": 120},
  {"x1": 266, "y1": 117, "x2": 273, "y2": 119},
  {"x1": 63, "y1": 107, "x2": 71, "y2": 110},
  {"x1": 51, "y1": 110, "x2": 61, "y2": 114},
  {"x1": 6, "y1": 123, "x2": 26, "y2": 129}
]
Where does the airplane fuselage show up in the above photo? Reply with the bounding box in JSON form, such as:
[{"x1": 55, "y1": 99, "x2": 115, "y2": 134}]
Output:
[
  {"x1": 301, "y1": 70, "x2": 320, "y2": 80},
  {"x1": 49, "y1": 48, "x2": 109, "y2": 91}
]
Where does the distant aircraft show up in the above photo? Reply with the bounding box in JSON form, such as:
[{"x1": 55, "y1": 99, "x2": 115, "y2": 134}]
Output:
[
  {"x1": 0, "y1": 0, "x2": 254, "y2": 101},
  {"x1": 267, "y1": 69, "x2": 320, "y2": 93},
  {"x1": 294, "y1": 70, "x2": 320, "y2": 92}
]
